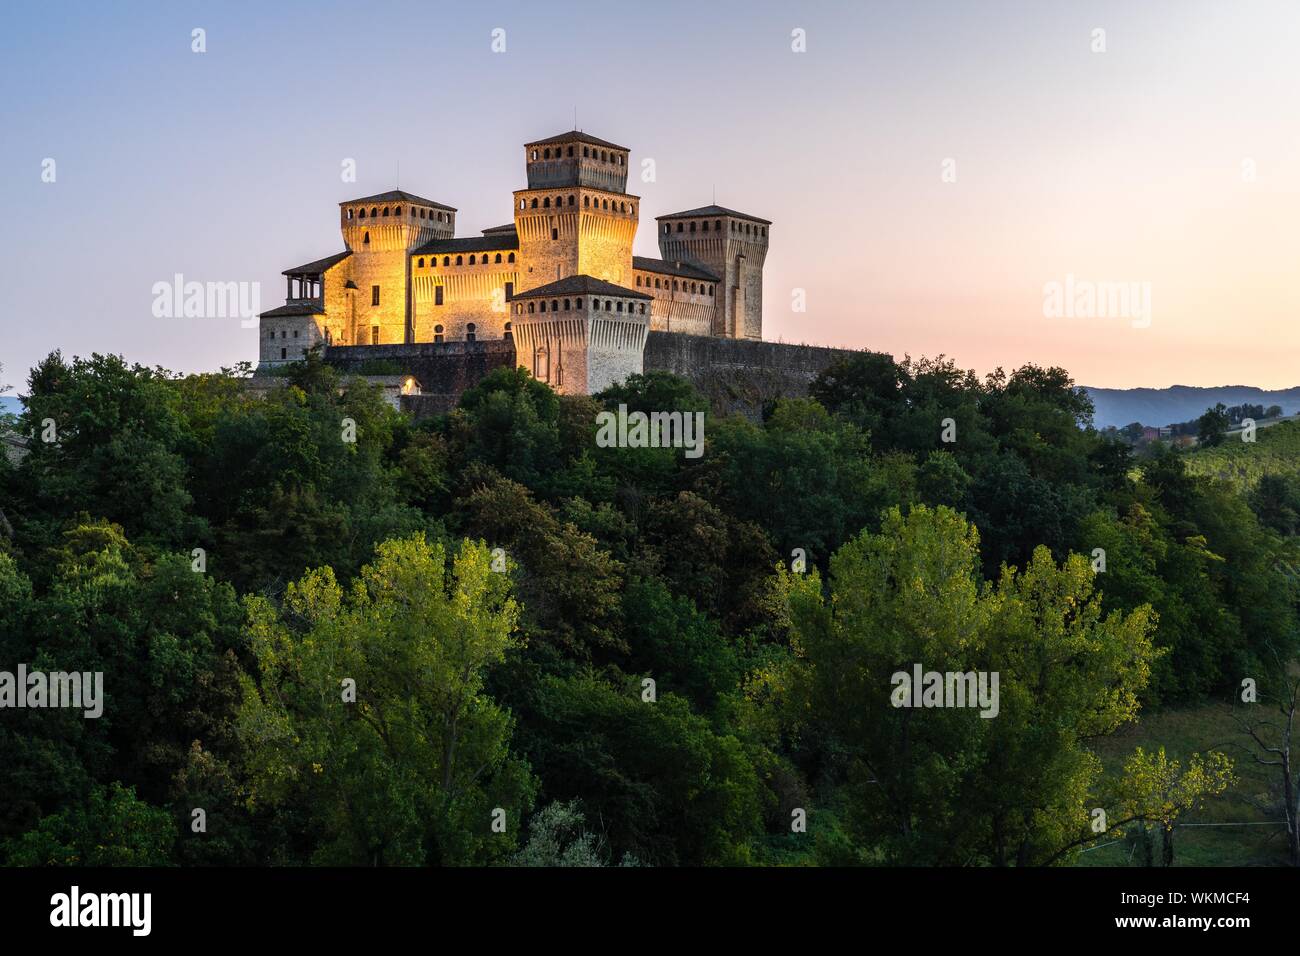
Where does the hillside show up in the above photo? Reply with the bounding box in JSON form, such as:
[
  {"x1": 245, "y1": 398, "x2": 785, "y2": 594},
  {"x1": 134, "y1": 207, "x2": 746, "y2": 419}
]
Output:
[
  {"x1": 1084, "y1": 384, "x2": 1300, "y2": 429},
  {"x1": 1185, "y1": 417, "x2": 1300, "y2": 491}
]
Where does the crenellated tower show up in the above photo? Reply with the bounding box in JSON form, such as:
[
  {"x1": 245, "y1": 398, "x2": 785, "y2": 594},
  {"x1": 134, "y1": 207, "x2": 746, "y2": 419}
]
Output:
[
  {"x1": 513, "y1": 132, "x2": 639, "y2": 293},
  {"x1": 655, "y1": 206, "x2": 769, "y2": 339}
]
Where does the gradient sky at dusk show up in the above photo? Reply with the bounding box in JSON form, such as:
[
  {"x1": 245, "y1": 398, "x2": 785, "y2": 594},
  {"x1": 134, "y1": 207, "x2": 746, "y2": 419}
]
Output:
[{"x1": 2, "y1": 0, "x2": 1297, "y2": 392}]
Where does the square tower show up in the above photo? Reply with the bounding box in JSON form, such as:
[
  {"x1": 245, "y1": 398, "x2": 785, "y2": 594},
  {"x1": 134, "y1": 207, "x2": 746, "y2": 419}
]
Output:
[{"x1": 655, "y1": 206, "x2": 770, "y2": 340}]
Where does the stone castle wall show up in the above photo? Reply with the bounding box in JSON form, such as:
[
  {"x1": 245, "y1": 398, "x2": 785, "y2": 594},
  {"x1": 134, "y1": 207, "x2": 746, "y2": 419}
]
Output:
[{"x1": 321, "y1": 332, "x2": 857, "y2": 421}]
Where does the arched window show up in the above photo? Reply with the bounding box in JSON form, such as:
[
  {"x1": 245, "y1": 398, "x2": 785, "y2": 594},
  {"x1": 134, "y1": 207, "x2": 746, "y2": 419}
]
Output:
[
  {"x1": 382, "y1": 207, "x2": 390, "y2": 217},
  {"x1": 663, "y1": 223, "x2": 669, "y2": 234},
  {"x1": 563, "y1": 298, "x2": 571, "y2": 310},
  {"x1": 672, "y1": 280, "x2": 678, "y2": 291},
  {"x1": 347, "y1": 208, "x2": 354, "y2": 220},
  {"x1": 519, "y1": 199, "x2": 526, "y2": 210},
  {"x1": 434, "y1": 323, "x2": 444, "y2": 343},
  {"x1": 655, "y1": 278, "x2": 661, "y2": 289},
  {"x1": 690, "y1": 221, "x2": 696, "y2": 233},
  {"x1": 495, "y1": 253, "x2": 502, "y2": 263},
  {"x1": 418, "y1": 258, "x2": 424, "y2": 267},
  {"x1": 702, "y1": 221, "x2": 708, "y2": 232},
  {"x1": 575, "y1": 298, "x2": 582, "y2": 308},
  {"x1": 443, "y1": 256, "x2": 450, "y2": 266},
  {"x1": 466, "y1": 322, "x2": 476, "y2": 342},
  {"x1": 530, "y1": 150, "x2": 538, "y2": 161},
  {"x1": 531, "y1": 198, "x2": 538, "y2": 208},
  {"x1": 456, "y1": 255, "x2": 463, "y2": 265},
  {"x1": 567, "y1": 146, "x2": 574, "y2": 157},
  {"x1": 602, "y1": 199, "x2": 608, "y2": 210},
  {"x1": 528, "y1": 302, "x2": 535, "y2": 313},
  {"x1": 543, "y1": 197, "x2": 550, "y2": 208},
  {"x1": 418, "y1": 208, "x2": 425, "y2": 219},
  {"x1": 540, "y1": 300, "x2": 547, "y2": 313},
  {"x1": 568, "y1": 195, "x2": 575, "y2": 205},
  {"x1": 551, "y1": 300, "x2": 558, "y2": 312},
  {"x1": 604, "y1": 300, "x2": 612, "y2": 310},
  {"x1": 358, "y1": 208, "x2": 366, "y2": 218},
  {"x1": 714, "y1": 219, "x2": 721, "y2": 231},
  {"x1": 544, "y1": 148, "x2": 551, "y2": 159},
  {"x1": 635, "y1": 276, "x2": 641, "y2": 286},
  {"x1": 639, "y1": 303, "x2": 645, "y2": 314},
  {"x1": 395, "y1": 206, "x2": 402, "y2": 216},
  {"x1": 583, "y1": 147, "x2": 589, "y2": 157},
  {"x1": 504, "y1": 321, "x2": 512, "y2": 339},
  {"x1": 508, "y1": 252, "x2": 515, "y2": 263},
  {"x1": 616, "y1": 301, "x2": 623, "y2": 312},
  {"x1": 363, "y1": 231, "x2": 370, "y2": 244},
  {"x1": 371, "y1": 207, "x2": 378, "y2": 217},
  {"x1": 584, "y1": 196, "x2": 591, "y2": 208},
  {"x1": 676, "y1": 222, "x2": 683, "y2": 233}
]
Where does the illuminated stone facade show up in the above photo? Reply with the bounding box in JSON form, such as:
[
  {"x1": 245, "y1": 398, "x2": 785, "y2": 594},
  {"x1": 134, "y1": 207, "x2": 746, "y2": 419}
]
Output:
[{"x1": 258, "y1": 130, "x2": 770, "y2": 394}]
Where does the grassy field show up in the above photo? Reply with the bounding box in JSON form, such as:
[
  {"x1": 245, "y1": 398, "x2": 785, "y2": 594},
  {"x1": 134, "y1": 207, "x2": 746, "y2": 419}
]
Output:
[{"x1": 1076, "y1": 702, "x2": 1292, "y2": 867}]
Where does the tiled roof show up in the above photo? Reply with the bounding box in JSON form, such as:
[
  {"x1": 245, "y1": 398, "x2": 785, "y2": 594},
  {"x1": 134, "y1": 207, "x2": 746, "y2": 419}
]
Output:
[
  {"x1": 283, "y1": 251, "x2": 351, "y2": 276},
  {"x1": 632, "y1": 256, "x2": 720, "y2": 282},
  {"x1": 655, "y1": 204, "x2": 771, "y2": 225},
  {"x1": 508, "y1": 274, "x2": 652, "y2": 300},
  {"x1": 524, "y1": 130, "x2": 630, "y2": 152},
  {"x1": 260, "y1": 302, "x2": 325, "y2": 318},
  {"x1": 341, "y1": 190, "x2": 457, "y2": 212},
  {"x1": 414, "y1": 234, "x2": 520, "y2": 256}
]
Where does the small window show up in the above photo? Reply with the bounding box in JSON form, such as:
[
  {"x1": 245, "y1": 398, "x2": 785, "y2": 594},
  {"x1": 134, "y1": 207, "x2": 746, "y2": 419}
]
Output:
[
  {"x1": 551, "y1": 228, "x2": 558, "y2": 240},
  {"x1": 469, "y1": 254, "x2": 477, "y2": 265},
  {"x1": 418, "y1": 258, "x2": 425, "y2": 267},
  {"x1": 456, "y1": 255, "x2": 463, "y2": 265},
  {"x1": 676, "y1": 222, "x2": 683, "y2": 233},
  {"x1": 575, "y1": 298, "x2": 582, "y2": 308},
  {"x1": 504, "y1": 321, "x2": 512, "y2": 340},
  {"x1": 358, "y1": 208, "x2": 366, "y2": 219},
  {"x1": 435, "y1": 286, "x2": 444, "y2": 306},
  {"x1": 466, "y1": 323, "x2": 476, "y2": 342},
  {"x1": 563, "y1": 298, "x2": 571, "y2": 310},
  {"x1": 495, "y1": 253, "x2": 502, "y2": 263},
  {"x1": 434, "y1": 323, "x2": 444, "y2": 343},
  {"x1": 382, "y1": 207, "x2": 390, "y2": 217},
  {"x1": 372, "y1": 285, "x2": 380, "y2": 306},
  {"x1": 443, "y1": 257, "x2": 450, "y2": 266},
  {"x1": 508, "y1": 253, "x2": 515, "y2": 263},
  {"x1": 364, "y1": 231, "x2": 370, "y2": 244},
  {"x1": 371, "y1": 326, "x2": 380, "y2": 345},
  {"x1": 281, "y1": 347, "x2": 287, "y2": 359},
  {"x1": 505, "y1": 281, "x2": 514, "y2": 299}
]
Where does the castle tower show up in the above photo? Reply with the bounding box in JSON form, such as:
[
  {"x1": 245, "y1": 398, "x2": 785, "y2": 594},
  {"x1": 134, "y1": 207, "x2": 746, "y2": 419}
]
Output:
[
  {"x1": 508, "y1": 276, "x2": 652, "y2": 395},
  {"x1": 513, "y1": 132, "x2": 639, "y2": 293},
  {"x1": 338, "y1": 190, "x2": 456, "y2": 344},
  {"x1": 655, "y1": 206, "x2": 769, "y2": 340}
]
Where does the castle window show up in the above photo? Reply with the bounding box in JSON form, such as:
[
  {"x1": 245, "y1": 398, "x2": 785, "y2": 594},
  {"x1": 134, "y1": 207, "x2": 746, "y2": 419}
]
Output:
[
  {"x1": 655, "y1": 278, "x2": 661, "y2": 289},
  {"x1": 709, "y1": 285, "x2": 715, "y2": 296},
  {"x1": 568, "y1": 195, "x2": 574, "y2": 205},
  {"x1": 676, "y1": 222, "x2": 683, "y2": 233},
  {"x1": 530, "y1": 150, "x2": 538, "y2": 161},
  {"x1": 443, "y1": 257, "x2": 450, "y2": 266},
  {"x1": 635, "y1": 276, "x2": 641, "y2": 286},
  {"x1": 715, "y1": 219, "x2": 721, "y2": 231},
  {"x1": 508, "y1": 253, "x2": 515, "y2": 263},
  {"x1": 528, "y1": 302, "x2": 535, "y2": 313},
  {"x1": 563, "y1": 298, "x2": 571, "y2": 310},
  {"x1": 281, "y1": 347, "x2": 287, "y2": 359},
  {"x1": 551, "y1": 228, "x2": 558, "y2": 240},
  {"x1": 604, "y1": 300, "x2": 612, "y2": 310},
  {"x1": 282, "y1": 330, "x2": 287, "y2": 338},
  {"x1": 702, "y1": 221, "x2": 708, "y2": 232},
  {"x1": 663, "y1": 223, "x2": 669, "y2": 234},
  {"x1": 419, "y1": 209, "x2": 425, "y2": 219},
  {"x1": 584, "y1": 196, "x2": 590, "y2": 208},
  {"x1": 583, "y1": 147, "x2": 589, "y2": 157},
  {"x1": 456, "y1": 255, "x2": 463, "y2": 265},
  {"x1": 358, "y1": 208, "x2": 366, "y2": 218},
  {"x1": 466, "y1": 323, "x2": 476, "y2": 342},
  {"x1": 551, "y1": 300, "x2": 558, "y2": 312},
  {"x1": 293, "y1": 329, "x2": 299, "y2": 337},
  {"x1": 543, "y1": 197, "x2": 550, "y2": 208},
  {"x1": 395, "y1": 206, "x2": 402, "y2": 216},
  {"x1": 383, "y1": 207, "x2": 390, "y2": 217},
  {"x1": 575, "y1": 298, "x2": 582, "y2": 308},
  {"x1": 435, "y1": 287, "x2": 444, "y2": 306},
  {"x1": 762, "y1": 227, "x2": 767, "y2": 237},
  {"x1": 469, "y1": 255, "x2": 476, "y2": 265},
  {"x1": 567, "y1": 146, "x2": 573, "y2": 157},
  {"x1": 639, "y1": 303, "x2": 646, "y2": 314},
  {"x1": 495, "y1": 253, "x2": 502, "y2": 263},
  {"x1": 519, "y1": 199, "x2": 525, "y2": 210},
  {"x1": 371, "y1": 208, "x2": 378, "y2": 217},
  {"x1": 672, "y1": 280, "x2": 678, "y2": 291},
  {"x1": 540, "y1": 300, "x2": 547, "y2": 313},
  {"x1": 505, "y1": 281, "x2": 514, "y2": 299},
  {"x1": 504, "y1": 321, "x2": 512, "y2": 339},
  {"x1": 531, "y1": 198, "x2": 538, "y2": 208},
  {"x1": 690, "y1": 222, "x2": 696, "y2": 233},
  {"x1": 418, "y1": 258, "x2": 425, "y2": 268},
  {"x1": 434, "y1": 323, "x2": 444, "y2": 343},
  {"x1": 600, "y1": 150, "x2": 607, "y2": 162},
  {"x1": 364, "y1": 232, "x2": 370, "y2": 244},
  {"x1": 347, "y1": 209, "x2": 354, "y2": 220},
  {"x1": 371, "y1": 326, "x2": 380, "y2": 345},
  {"x1": 372, "y1": 285, "x2": 380, "y2": 306},
  {"x1": 616, "y1": 301, "x2": 623, "y2": 312}
]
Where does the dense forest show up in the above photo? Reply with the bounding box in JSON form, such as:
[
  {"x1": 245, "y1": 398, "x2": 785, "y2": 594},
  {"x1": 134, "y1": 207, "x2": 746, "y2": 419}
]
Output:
[{"x1": 1, "y1": 350, "x2": 1297, "y2": 867}]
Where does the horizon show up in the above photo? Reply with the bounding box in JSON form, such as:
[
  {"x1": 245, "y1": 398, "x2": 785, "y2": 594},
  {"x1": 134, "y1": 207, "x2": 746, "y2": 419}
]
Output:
[{"x1": 2, "y1": 0, "x2": 1298, "y2": 391}]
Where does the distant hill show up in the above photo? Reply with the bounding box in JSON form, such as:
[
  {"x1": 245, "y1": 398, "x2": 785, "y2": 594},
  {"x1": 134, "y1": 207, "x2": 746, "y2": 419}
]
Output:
[{"x1": 1083, "y1": 385, "x2": 1300, "y2": 430}]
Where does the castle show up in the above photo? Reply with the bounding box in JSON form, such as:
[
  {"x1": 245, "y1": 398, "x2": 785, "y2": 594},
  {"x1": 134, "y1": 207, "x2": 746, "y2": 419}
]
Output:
[{"x1": 259, "y1": 130, "x2": 772, "y2": 395}]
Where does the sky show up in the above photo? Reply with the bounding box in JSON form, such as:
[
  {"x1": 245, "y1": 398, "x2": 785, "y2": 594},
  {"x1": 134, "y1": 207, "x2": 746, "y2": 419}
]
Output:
[{"x1": 1, "y1": 0, "x2": 1297, "y2": 392}]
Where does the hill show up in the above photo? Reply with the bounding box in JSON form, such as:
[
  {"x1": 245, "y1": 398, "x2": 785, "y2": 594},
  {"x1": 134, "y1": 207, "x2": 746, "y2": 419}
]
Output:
[
  {"x1": 1084, "y1": 385, "x2": 1300, "y2": 429},
  {"x1": 1184, "y1": 417, "x2": 1300, "y2": 491}
]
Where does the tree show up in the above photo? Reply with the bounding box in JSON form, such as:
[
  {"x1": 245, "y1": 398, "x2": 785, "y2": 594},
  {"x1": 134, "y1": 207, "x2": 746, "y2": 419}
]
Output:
[
  {"x1": 1232, "y1": 646, "x2": 1300, "y2": 865},
  {"x1": 1114, "y1": 747, "x2": 1235, "y2": 866},
  {"x1": 1197, "y1": 403, "x2": 1230, "y2": 447},
  {"x1": 778, "y1": 504, "x2": 1158, "y2": 865},
  {"x1": 237, "y1": 535, "x2": 535, "y2": 865},
  {"x1": 2, "y1": 782, "x2": 174, "y2": 867}
]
